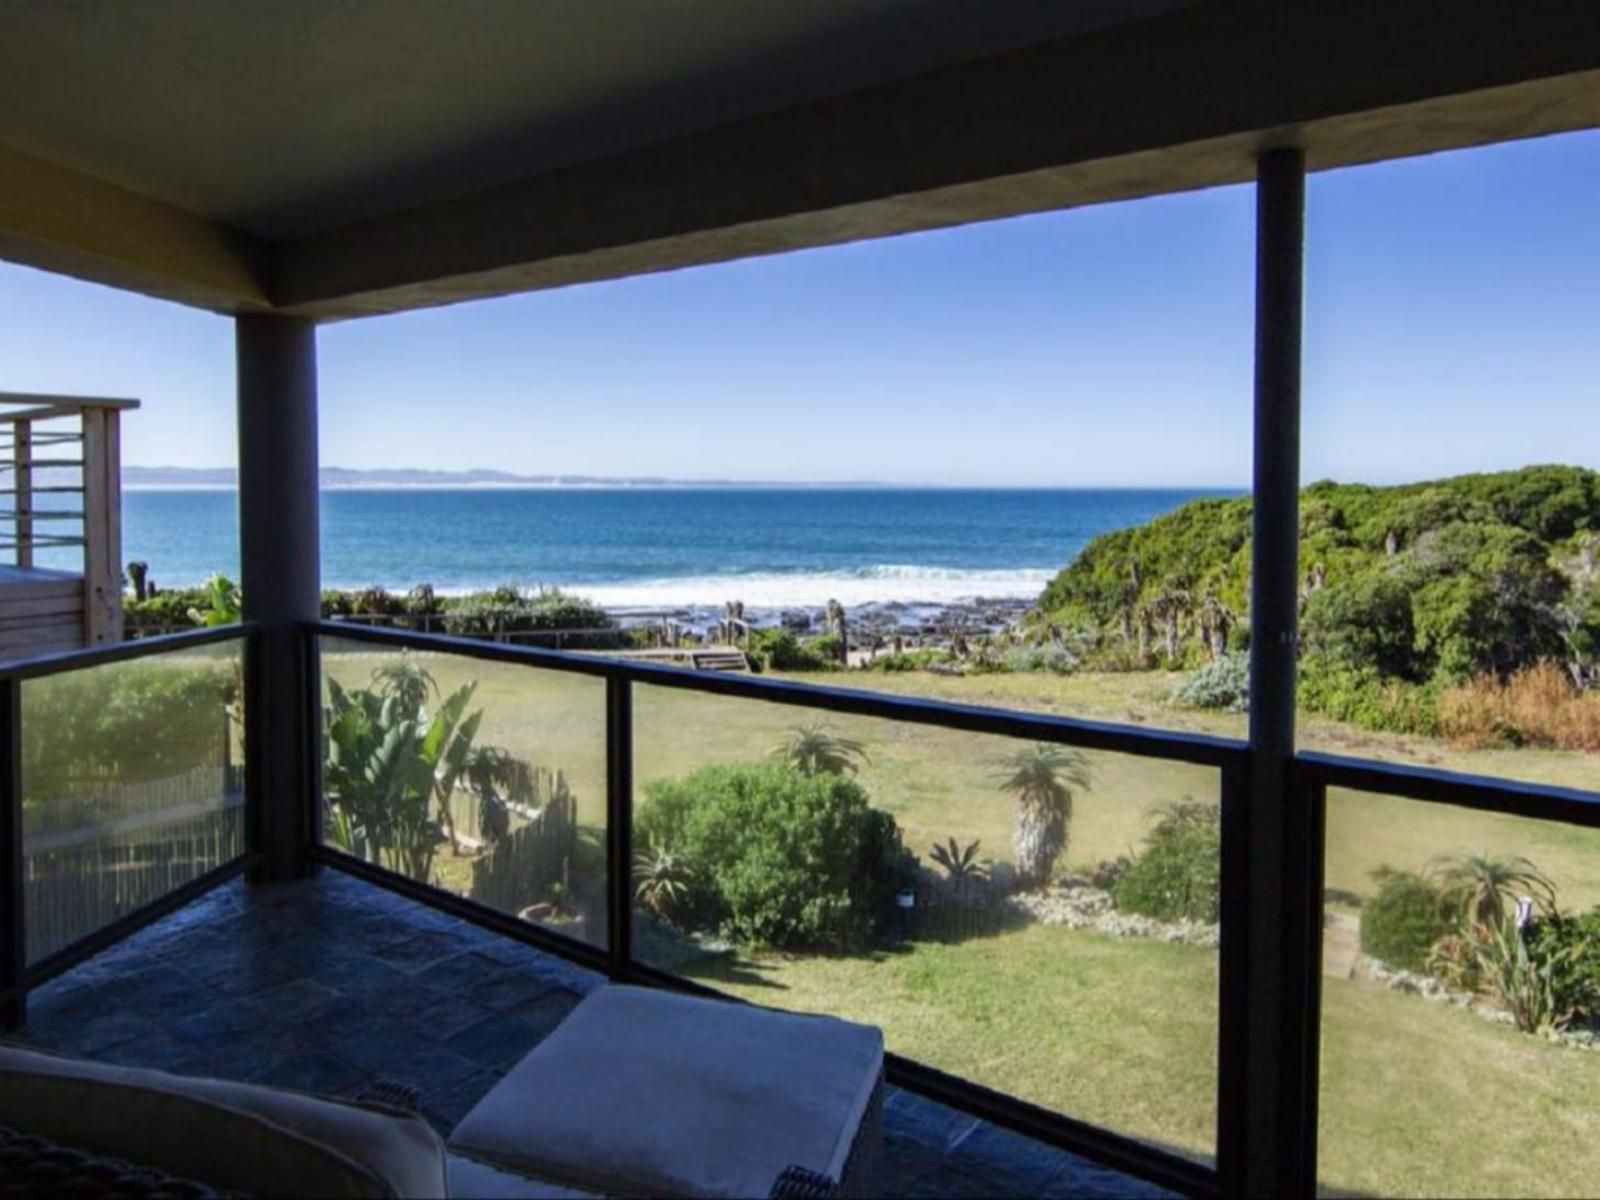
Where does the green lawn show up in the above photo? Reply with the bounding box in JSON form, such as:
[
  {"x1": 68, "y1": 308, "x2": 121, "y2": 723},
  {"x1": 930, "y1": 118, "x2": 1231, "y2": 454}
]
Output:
[
  {"x1": 681, "y1": 927, "x2": 1600, "y2": 1198},
  {"x1": 320, "y1": 644, "x2": 1600, "y2": 1196},
  {"x1": 684, "y1": 923, "x2": 1220, "y2": 1162}
]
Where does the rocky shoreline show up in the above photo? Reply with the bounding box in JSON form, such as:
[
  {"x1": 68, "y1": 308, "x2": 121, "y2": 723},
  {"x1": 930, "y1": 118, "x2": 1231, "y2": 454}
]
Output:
[{"x1": 610, "y1": 595, "x2": 1033, "y2": 647}]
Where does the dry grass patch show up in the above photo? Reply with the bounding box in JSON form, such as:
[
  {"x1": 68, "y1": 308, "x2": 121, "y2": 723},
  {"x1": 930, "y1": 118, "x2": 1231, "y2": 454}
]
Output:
[{"x1": 1440, "y1": 661, "x2": 1600, "y2": 751}]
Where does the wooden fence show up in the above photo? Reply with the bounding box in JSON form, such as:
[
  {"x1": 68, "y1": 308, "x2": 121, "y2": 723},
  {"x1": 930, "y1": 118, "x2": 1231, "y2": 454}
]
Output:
[
  {"x1": 469, "y1": 770, "x2": 577, "y2": 916},
  {"x1": 23, "y1": 764, "x2": 245, "y2": 963}
]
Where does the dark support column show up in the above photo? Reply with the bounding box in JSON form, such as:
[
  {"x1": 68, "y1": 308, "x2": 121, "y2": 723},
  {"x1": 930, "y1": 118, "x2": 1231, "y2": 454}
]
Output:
[
  {"x1": 605, "y1": 676, "x2": 634, "y2": 978},
  {"x1": 1, "y1": 679, "x2": 24, "y2": 1029},
  {"x1": 1243, "y1": 146, "x2": 1313, "y2": 1198},
  {"x1": 237, "y1": 315, "x2": 320, "y2": 884}
]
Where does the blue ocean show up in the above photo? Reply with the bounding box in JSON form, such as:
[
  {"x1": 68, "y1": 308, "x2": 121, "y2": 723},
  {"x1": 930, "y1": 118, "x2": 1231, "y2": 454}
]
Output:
[{"x1": 115, "y1": 488, "x2": 1232, "y2": 609}]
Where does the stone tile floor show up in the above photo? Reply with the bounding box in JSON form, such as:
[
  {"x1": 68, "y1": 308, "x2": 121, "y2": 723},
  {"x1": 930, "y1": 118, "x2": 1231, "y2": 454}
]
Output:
[{"x1": 17, "y1": 872, "x2": 1170, "y2": 1198}]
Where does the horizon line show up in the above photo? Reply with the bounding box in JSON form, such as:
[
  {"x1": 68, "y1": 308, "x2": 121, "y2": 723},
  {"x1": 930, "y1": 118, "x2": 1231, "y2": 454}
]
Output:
[{"x1": 122, "y1": 465, "x2": 1249, "y2": 490}]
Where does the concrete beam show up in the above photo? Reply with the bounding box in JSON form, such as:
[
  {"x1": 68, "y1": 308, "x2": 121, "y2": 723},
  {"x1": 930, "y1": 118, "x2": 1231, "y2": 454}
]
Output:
[
  {"x1": 275, "y1": 2, "x2": 1600, "y2": 318},
  {"x1": 0, "y1": 141, "x2": 270, "y2": 314}
]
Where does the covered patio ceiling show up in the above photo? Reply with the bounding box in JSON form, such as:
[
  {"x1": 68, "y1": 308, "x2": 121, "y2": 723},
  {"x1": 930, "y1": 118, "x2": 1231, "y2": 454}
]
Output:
[{"x1": 2, "y1": 0, "x2": 1600, "y2": 320}]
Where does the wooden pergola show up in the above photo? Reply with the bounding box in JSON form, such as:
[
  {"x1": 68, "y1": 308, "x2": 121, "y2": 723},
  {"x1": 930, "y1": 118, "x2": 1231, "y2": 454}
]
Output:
[{"x1": 2, "y1": 5, "x2": 1599, "y2": 1196}]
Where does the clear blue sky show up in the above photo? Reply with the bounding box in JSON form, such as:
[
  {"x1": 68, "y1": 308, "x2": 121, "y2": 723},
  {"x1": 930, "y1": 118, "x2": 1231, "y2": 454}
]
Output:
[{"x1": 0, "y1": 129, "x2": 1596, "y2": 488}]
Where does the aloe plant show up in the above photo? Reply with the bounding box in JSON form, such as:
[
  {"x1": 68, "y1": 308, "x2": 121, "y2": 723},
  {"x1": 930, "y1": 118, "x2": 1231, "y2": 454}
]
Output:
[
  {"x1": 634, "y1": 841, "x2": 696, "y2": 922},
  {"x1": 1427, "y1": 853, "x2": 1555, "y2": 931}
]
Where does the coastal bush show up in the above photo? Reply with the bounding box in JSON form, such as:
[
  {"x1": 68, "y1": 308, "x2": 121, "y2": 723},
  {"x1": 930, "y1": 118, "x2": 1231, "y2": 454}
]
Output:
[
  {"x1": 125, "y1": 589, "x2": 209, "y2": 636},
  {"x1": 803, "y1": 633, "x2": 845, "y2": 665},
  {"x1": 1301, "y1": 573, "x2": 1418, "y2": 680},
  {"x1": 1525, "y1": 908, "x2": 1600, "y2": 1028},
  {"x1": 23, "y1": 662, "x2": 236, "y2": 799},
  {"x1": 1089, "y1": 855, "x2": 1134, "y2": 891},
  {"x1": 746, "y1": 628, "x2": 836, "y2": 672},
  {"x1": 1170, "y1": 652, "x2": 1249, "y2": 712},
  {"x1": 439, "y1": 587, "x2": 617, "y2": 646},
  {"x1": 320, "y1": 590, "x2": 356, "y2": 618},
  {"x1": 404, "y1": 583, "x2": 439, "y2": 617},
  {"x1": 862, "y1": 649, "x2": 949, "y2": 673},
  {"x1": 998, "y1": 644, "x2": 1080, "y2": 675},
  {"x1": 1031, "y1": 466, "x2": 1600, "y2": 691},
  {"x1": 351, "y1": 586, "x2": 407, "y2": 617},
  {"x1": 1360, "y1": 868, "x2": 1450, "y2": 973},
  {"x1": 1297, "y1": 655, "x2": 1441, "y2": 736},
  {"x1": 1111, "y1": 801, "x2": 1220, "y2": 923},
  {"x1": 634, "y1": 763, "x2": 914, "y2": 950}
]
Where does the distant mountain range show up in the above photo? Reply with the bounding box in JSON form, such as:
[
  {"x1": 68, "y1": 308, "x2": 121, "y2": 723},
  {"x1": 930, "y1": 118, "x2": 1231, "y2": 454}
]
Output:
[{"x1": 122, "y1": 466, "x2": 883, "y2": 488}]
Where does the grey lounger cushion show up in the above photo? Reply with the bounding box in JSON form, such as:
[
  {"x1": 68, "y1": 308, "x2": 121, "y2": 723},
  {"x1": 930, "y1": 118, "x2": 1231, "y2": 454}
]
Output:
[{"x1": 449, "y1": 985, "x2": 883, "y2": 1199}]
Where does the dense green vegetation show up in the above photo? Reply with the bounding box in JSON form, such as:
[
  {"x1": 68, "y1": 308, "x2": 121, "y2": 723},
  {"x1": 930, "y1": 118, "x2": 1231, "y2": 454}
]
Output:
[
  {"x1": 1034, "y1": 466, "x2": 1600, "y2": 734},
  {"x1": 1360, "y1": 869, "x2": 1452, "y2": 973},
  {"x1": 635, "y1": 761, "x2": 915, "y2": 951},
  {"x1": 744, "y1": 628, "x2": 841, "y2": 673},
  {"x1": 1112, "y1": 800, "x2": 1221, "y2": 923},
  {"x1": 23, "y1": 659, "x2": 236, "y2": 800},
  {"x1": 127, "y1": 580, "x2": 620, "y2": 646}
]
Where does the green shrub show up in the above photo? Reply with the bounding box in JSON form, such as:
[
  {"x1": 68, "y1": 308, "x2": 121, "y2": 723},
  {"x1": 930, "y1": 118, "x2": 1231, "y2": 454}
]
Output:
[
  {"x1": 998, "y1": 644, "x2": 1080, "y2": 675},
  {"x1": 1111, "y1": 801, "x2": 1221, "y2": 923},
  {"x1": 635, "y1": 763, "x2": 914, "y2": 951},
  {"x1": 1170, "y1": 652, "x2": 1250, "y2": 712},
  {"x1": 24, "y1": 662, "x2": 236, "y2": 800},
  {"x1": 125, "y1": 588, "x2": 210, "y2": 635},
  {"x1": 862, "y1": 649, "x2": 949, "y2": 673},
  {"x1": 746, "y1": 629, "x2": 836, "y2": 672},
  {"x1": 319, "y1": 589, "x2": 356, "y2": 618},
  {"x1": 1298, "y1": 655, "x2": 1441, "y2": 736},
  {"x1": 351, "y1": 586, "x2": 407, "y2": 617},
  {"x1": 1360, "y1": 868, "x2": 1450, "y2": 972},
  {"x1": 803, "y1": 634, "x2": 845, "y2": 665},
  {"x1": 1526, "y1": 908, "x2": 1600, "y2": 1028},
  {"x1": 439, "y1": 587, "x2": 617, "y2": 646}
]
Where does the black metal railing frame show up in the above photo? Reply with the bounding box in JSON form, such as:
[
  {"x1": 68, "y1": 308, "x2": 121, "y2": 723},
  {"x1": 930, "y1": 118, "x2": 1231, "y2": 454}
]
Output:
[
  {"x1": 4, "y1": 617, "x2": 1597, "y2": 1198},
  {"x1": 0, "y1": 624, "x2": 255, "y2": 1027},
  {"x1": 305, "y1": 621, "x2": 1600, "y2": 1197}
]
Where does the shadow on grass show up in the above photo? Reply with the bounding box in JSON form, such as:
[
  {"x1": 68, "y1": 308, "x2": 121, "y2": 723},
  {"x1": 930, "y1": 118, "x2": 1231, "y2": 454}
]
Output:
[
  {"x1": 682, "y1": 954, "x2": 795, "y2": 992},
  {"x1": 901, "y1": 897, "x2": 1033, "y2": 947}
]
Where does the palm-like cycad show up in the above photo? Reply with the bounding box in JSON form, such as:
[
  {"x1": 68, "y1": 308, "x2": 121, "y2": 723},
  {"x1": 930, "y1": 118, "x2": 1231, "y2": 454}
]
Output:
[
  {"x1": 770, "y1": 721, "x2": 868, "y2": 776},
  {"x1": 993, "y1": 744, "x2": 1093, "y2": 886},
  {"x1": 1428, "y1": 853, "x2": 1555, "y2": 930},
  {"x1": 371, "y1": 658, "x2": 439, "y2": 716}
]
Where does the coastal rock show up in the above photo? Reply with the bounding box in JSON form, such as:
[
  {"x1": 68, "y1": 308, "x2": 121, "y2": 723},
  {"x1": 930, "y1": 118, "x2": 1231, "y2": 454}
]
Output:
[
  {"x1": 1011, "y1": 884, "x2": 1219, "y2": 949},
  {"x1": 1362, "y1": 955, "x2": 1600, "y2": 1051}
]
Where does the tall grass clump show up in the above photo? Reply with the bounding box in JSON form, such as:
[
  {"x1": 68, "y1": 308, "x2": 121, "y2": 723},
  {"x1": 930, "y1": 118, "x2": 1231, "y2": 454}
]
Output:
[{"x1": 1438, "y1": 661, "x2": 1600, "y2": 750}]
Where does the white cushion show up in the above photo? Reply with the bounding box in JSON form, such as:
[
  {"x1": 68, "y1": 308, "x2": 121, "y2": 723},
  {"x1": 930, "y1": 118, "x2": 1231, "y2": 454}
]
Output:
[
  {"x1": 0, "y1": 1044, "x2": 449, "y2": 1198},
  {"x1": 448, "y1": 985, "x2": 882, "y2": 1199}
]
